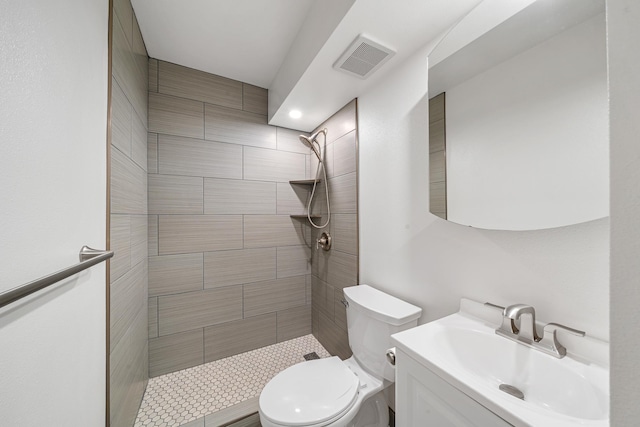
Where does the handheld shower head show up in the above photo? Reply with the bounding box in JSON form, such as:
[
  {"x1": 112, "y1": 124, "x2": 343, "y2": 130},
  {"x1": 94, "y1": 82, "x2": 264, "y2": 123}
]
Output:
[{"x1": 299, "y1": 129, "x2": 327, "y2": 161}]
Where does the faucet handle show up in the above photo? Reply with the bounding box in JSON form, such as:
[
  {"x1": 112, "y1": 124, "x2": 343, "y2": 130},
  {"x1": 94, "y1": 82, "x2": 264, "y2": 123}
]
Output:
[
  {"x1": 537, "y1": 323, "x2": 586, "y2": 358},
  {"x1": 484, "y1": 302, "x2": 505, "y2": 313},
  {"x1": 484, "y1": 302, "x2": 517, "y2": 335}
]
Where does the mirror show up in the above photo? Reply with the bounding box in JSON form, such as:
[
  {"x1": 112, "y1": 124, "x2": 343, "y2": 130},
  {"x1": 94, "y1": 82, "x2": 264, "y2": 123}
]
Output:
[{"x1": 428, "y1": 0, "x2": 608, "y2": 230}]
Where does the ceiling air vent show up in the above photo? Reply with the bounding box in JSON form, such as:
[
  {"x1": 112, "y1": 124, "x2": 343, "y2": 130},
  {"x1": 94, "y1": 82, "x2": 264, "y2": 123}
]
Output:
[{"x1": 333, "y1": 35, "x2": 395, "y2": 79}]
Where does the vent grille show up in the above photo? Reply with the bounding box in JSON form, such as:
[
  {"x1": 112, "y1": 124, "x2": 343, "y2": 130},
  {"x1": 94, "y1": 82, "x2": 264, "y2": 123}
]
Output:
[{"x1": 334, "y1": 35, "x2": 395, "y2": 79}]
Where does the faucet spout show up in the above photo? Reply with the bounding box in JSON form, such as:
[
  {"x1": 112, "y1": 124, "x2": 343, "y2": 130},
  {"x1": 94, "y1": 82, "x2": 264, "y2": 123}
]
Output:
[{"x1": 503, "y1": 304, "x2": 540, "y2": 343}]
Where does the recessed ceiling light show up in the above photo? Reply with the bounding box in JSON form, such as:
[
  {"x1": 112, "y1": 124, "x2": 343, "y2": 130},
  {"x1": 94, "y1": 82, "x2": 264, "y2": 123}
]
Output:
[{"x1": 289, "y1": 110, "x2": 302, "y2": 119}]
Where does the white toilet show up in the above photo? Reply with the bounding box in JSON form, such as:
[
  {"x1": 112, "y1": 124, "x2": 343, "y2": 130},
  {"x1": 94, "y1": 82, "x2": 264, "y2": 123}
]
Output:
[{"x1": 259, "y1": 284, "x2": 422, "y2": 427}]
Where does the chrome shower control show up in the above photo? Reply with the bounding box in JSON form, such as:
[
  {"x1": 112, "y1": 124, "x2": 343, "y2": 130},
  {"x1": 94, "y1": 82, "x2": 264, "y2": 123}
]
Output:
[
  {"x1": 386, "y1": 348, "x2": 396, "y2": 366},
  {"x1": 316, "y1": 232, "x2": 332, "y2": 251}
]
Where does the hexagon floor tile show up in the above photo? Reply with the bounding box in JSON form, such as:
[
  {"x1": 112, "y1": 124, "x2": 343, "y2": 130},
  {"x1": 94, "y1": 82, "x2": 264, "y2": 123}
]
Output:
[{"x1": 134, "y1": 334, "x2": 331, "y2": 427}]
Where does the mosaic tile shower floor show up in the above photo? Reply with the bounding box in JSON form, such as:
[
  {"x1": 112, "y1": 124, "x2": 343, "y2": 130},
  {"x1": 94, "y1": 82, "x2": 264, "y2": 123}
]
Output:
[{"x1": 135, "y1": 334, "x2": 331, "y2": 427}]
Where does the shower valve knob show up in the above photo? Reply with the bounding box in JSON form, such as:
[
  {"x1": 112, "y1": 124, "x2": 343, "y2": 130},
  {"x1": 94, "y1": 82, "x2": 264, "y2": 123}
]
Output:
[{"x1": 316, "y1": 232, "x2": 332, "y2": 251}]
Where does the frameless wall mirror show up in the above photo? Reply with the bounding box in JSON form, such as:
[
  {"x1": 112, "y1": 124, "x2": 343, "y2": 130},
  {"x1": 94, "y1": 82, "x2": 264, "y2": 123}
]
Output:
[{"x1": 427, "y1": 0, "x2": 608, "y2": 230}]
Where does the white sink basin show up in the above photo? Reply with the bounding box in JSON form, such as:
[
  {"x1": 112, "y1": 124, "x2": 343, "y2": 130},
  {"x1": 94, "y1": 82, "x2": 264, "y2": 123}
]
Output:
[{"x1": 391, "y1": 305, "x2": 609, "y2": 426}]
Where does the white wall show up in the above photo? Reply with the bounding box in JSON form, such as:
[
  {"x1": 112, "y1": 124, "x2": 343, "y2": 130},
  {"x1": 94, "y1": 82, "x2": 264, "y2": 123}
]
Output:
[
  {"x1": 609, "y1": 0, "x2": 640, "y2": 423},
  {"x1": 0, "y1": 1, "x2": 108, "y2": 425},
  {"x1": 358, "y1": 41, "x2": 609, "y2": 342},
  {"x1": 445, "y1": 14, "x2": 608, "y2": 230}
]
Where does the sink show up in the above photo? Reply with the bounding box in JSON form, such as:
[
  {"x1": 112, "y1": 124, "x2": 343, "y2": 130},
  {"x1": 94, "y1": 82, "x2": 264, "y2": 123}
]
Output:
[{"x1": 391, "y1": 302, "x2": 609, "y2": 426}]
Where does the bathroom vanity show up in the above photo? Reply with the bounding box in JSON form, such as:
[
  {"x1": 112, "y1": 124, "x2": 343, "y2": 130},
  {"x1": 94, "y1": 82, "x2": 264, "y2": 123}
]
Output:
[{"x1": 391, "y1": 299, "x2": 609, "y2": 427}]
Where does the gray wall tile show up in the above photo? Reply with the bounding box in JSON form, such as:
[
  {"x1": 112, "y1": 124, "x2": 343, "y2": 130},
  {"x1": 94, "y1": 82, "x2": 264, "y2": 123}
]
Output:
[
  {"x1": 111, "y1": 259, "x2": 147, "y2": 351},
  {"x1": 149, "y1": 174, "x2": 204, "y2": 214},
  {"x1": 244, "y1": 276, "x2": 306, "y2": 317},
  {"x1": 277, "y1": 245, "x2": 311, "y2": 278},
  {"x1": 311, "y1": 276, "x2": 334, "y2": 319},
  {"x1": 149, "y1": 253, "x2": 204, "y2": 297},
  {"x1": 147, "y1": 132, "x2": 158, "y2": 174},
  {"x1": 243, "y1": 147, "x2": 306, "y2": 182},
  {"x1": 132, "y1": 113, "x2": 147, "y2": 170},
  {"x1": 149, "y1": 58, "x2": 158, "y2": 93},
  {"x1": 333, "y1": 289, "x2": 348, "y2": 331},
  {"x1": 243, "y1": 215, "x2": 310, "y2": 248},
  {"x1": 276, "y1": 182, "x2": 309, "y2": 215},
  {"x1": 204, "y1": 248, "x2": 276, "y2": 288},
  {"x1": 320, "y1": 99, "x2": 357, "y2": 144},
  {"x1": 331, "y1": 214, "x2": 357, "y2": 255},
  {"x1": 148, "y1": 215, "x2": 158, "y2": 256},
  {"x1": 158, "y1": 215, "x2": 243, "y2": 255},
  {"x1": 149, "y1": 92, "x2": 204, "y2": 139},
  {"x1": 158, "y1": 287, "x2": 243, "y2": 336},
  {"x1": 205, "y1": 398, "x2": 259, "y2": 427},
  {"x1": 242, "y1": 84, "x2": 268, "y2": 115},
  {"x1": 113, "y1": 0, "x2": 133, "y2": 45},
  {"x1": 276, "y1": 127, "x2": 310, "y2": 154},
  {"x1": 332, "y1": 130, "x2": 356, "y2": 177},
  {"x1": 204, "y1": 313, "x2": 276, "y2": 362},
  {"x1": 148, "y1": 297, "x2": 158, "y2": 338},
  {"x1": 317, "y1": 311, "x2": 351, "y2": 360},
  {"x1": 131, "y1": 215, "x2": 148, "y2": 266},
  {"x1": 110, "y1": 214, "x2": 131, "y2": 282},
  {"x1": 132, "y1": 13, "x2": 148, "y2": 85},
  {"x1": 112, "y1": 145, "x2": 147, "y2": 214},
  {"x1": 204, "y1": 104, "x2": 275, "y2": 148},
  {"x1": 159, "y1": 61, "x2": 242, "y2": 109},
  {"x1": 327, "y1": 250, "x2": 358, "y2": 290},
  {"x1": 204, "y1": 178, "x2": 275, "y2": 215},
  {"x1": 329, "y1": 172, "x2": 357, "y2": 214},
  {"x1": 157, "y1": 134, "x2": 242, "y2": 179},
  {"x1": 111, "y1": 78, "x2": 132, "y2": 156},
  {"x1": 149, "y1": 329, "x2": 204, "y2": 377},
  {"x1": 277, "y1": 305, "x2": 312, "y2": 342}
]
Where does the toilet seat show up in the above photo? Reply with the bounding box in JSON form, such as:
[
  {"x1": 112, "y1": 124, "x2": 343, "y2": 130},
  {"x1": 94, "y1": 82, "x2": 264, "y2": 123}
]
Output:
[{"x1": 259, "y1": 356, "x2": 360, "y2": 427}]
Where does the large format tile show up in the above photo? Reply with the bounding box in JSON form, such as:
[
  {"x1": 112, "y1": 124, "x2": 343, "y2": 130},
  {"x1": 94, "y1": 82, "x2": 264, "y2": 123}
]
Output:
[
  {"x1": 147, "y1": 132, "x2": 158, "y2": 173},
  {"x1": 276, "y1": 245, "x2": 311, "y2": 278},
  {"x1": 276, "y1": 127, "x2": 309, "y2": 154},
  {"x1": 329, "y1": 172, "x2": 357, "y2": 214},
  {"x1": 113, "y1": 0, "x2": 133, "y2": 46},
  {"x1": 149, "y1": 92, "x2": 204, "y2": 139},
  {"x1": 243, "y1": 146, "x2": 306, "y2": 182},
  {"x1": 148, "y1": 297, "x2": 158, "y2": 338},
  {"x1": 159, "y1": 61, "x2": 242, "y2": 109},
  {"x1": 112, "y1": 145, "x2": 147, "y2": 214},
  {"x1": 242, "y1": 84, "x2": 268, "y2": 115},
  {"x1": 277, "y1": 305, "x2": 311, "y2": 342},
  {"x1": 204, "y1": 104, "x2": 275, "y2": 148},
  {"x1": 110, "y1": 259, "x2": 147, "y2": 351},
  {"x1": 320, "y1": 99, "x2": 356, "y2": 144},
  {"x1": 131, "y1": 113, "x2": 147, "y2": 171},
  {"x1": 130, "y1": 214, "x2": 148, "y2": 266},
  {"x1": 311, "y1": 276, "x2": 334, "y2": 319},
  {"x1": 148, "y1": 58, "x2": 158, "y2": 93},
  {"x1": 149, "y1": 253, "x2": 204, "y2": 297},
  {"x1": 204, "y1": 313, "x2": 276, "y2": 362},
  {"x1": 331, "y1": 214, "x2": 358, "y2": 255},
  {"x1": 149, "y1": 329, "x2": 204, "y2": 377},
  {"x1": 276, "y1": 182, "x2": 309, "y2": 215},
  {"x1": 157, "y1": 134, "x2": 242, "y2": 179},
  {"x1": 110, "y1": 214, "x2": 130, "y2": 282},
  {"x1": 158, "y1": 287, "x2": 243, "y2": 336},
  {"x1": 327, "y1": 250, "x2": 358, "y2": 290},
  {"x1": 149, "y1": 174, "x2": 203, "y2": 214},
  {"x1": 429, "y1": 149, "x2": 446, "y2": 183},
  {"x1": 158, "y1": 215, "x2": 243, "y2": 255},
  {"x1": 204, "y1": 248, "x2": 276, "y2": 288},
  {"x1": 317, "y1": 311, "x2": 352, "y2": 360},
  {"x1": 111, "y1": 78, "x2": 132, "y2": 156},
  {"x1": 332, "y1": 130, "x2": 357, "y2": 177},
  {"x1": 243, "y1": 276, "x2": 306, "y2": 317},
  {"x1": 243, "y1": 215, "x2": 310, "y2": 248},
  {"x1": 204, "y1": 178, "x2": 275, "y2": 214},
  {"x1": 148, "y1": 215, "x2": 158, "y2": 257}
]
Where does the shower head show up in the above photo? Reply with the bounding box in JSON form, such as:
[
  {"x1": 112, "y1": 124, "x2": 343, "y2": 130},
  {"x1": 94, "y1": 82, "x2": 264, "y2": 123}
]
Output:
[{"x1": 299, "y1": 129, "x2": 327, "y2": 161}]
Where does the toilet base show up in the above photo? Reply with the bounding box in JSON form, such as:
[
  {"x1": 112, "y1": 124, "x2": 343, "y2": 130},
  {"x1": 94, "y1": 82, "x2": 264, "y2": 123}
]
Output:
[{"x1": 350, "y1": 391, "x2": 389, "y2": 427}]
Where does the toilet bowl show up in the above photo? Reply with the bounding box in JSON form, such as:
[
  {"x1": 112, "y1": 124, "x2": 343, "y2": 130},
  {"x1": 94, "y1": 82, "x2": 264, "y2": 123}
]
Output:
[{"x1": 259, "y1": 285, "x2": 422, "y2": 427}]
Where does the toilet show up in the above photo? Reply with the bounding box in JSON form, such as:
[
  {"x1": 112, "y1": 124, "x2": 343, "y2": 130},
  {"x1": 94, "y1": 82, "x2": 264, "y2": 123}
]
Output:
[{"x1": 259, "y1": 284, "x2": 422, "y2": 427}]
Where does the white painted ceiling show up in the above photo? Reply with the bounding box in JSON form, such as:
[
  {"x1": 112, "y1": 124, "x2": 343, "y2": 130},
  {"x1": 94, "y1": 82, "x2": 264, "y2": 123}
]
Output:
[{"x1": 132, "y1": 0, "x2": 497, "y2": 131}]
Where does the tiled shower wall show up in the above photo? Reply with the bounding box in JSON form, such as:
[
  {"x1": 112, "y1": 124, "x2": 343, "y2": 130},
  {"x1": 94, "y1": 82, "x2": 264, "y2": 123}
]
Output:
[
  {"x1": 109, "y1": 0, "x2": 149, "y2": 425},
  {"x1": 147, "y1": 60, "x2": 314, "y2": 377},
  {"x1": 310, "y1": 101, "x2": 358, "y2": 359}
]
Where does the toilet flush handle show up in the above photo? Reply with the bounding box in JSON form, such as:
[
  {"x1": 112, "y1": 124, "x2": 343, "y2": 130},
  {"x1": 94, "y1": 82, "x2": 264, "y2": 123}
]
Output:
[{"x1": 386, "y1": 348, "x2": 396, "y2": 366}]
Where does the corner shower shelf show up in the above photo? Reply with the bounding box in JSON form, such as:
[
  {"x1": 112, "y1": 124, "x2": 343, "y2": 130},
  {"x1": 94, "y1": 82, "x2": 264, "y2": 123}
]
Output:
[
  {"x1": 290, "y1": 214, "x2": 321, "y2": 220},
  {"x1": 289, "y1": 179, "x2": 322, "y2": 186}
]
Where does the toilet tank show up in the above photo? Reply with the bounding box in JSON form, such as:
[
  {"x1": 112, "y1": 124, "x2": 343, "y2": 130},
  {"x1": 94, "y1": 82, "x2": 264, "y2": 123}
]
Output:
[{"x1": 343, "y1": 285, "x2": 422, "y2": 381}]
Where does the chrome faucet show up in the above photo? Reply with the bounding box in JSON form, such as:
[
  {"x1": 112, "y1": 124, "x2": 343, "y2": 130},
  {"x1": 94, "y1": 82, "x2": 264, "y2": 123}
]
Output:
[
  {"x1": 503, "y1": 304, "x2": 540, "y2": 343},
  {"x1": 484, "y1": 302, "x2": 585, "y2": 358}
]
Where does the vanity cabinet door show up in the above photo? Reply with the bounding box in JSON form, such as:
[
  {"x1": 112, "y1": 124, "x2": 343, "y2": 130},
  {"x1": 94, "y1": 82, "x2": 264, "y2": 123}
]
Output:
[{"x1": 395, "y1": 349, "x2": 513, "y2": 427}]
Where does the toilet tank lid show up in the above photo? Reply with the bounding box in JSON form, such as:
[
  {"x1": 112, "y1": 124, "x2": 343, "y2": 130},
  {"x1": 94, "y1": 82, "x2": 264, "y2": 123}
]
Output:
[{"x1": 343, "y1": 285, "x2": 422, "y2": 326}]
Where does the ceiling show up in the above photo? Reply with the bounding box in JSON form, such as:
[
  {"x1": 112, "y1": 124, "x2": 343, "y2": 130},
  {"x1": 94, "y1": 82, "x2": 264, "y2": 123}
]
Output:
[{"x1": 132, "y1": 0, "x2": 503, "y2": 131}]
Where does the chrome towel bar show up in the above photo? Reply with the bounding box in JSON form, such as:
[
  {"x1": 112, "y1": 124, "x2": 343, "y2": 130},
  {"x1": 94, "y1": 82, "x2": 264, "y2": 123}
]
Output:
[{"x1": 0, "y1": 246, "x2": 113, "y2": 309}]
